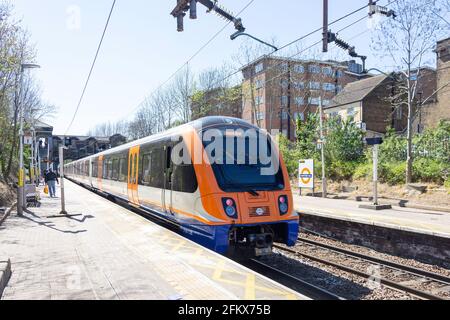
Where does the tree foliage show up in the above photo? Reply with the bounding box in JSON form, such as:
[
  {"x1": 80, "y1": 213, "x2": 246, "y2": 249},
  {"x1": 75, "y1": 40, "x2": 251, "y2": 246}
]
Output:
[{"x1": 0, "y1": 2, "x2": 55, "y2": 181}]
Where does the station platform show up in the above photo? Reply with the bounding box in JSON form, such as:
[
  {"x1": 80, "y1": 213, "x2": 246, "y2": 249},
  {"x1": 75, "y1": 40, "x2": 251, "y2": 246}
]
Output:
[
  {"x1": 294, "y1": 195, "x2": 450, "y2": 238},
  {"x1": 0, "y1": 181, "x2": 305, "y2": 300}
]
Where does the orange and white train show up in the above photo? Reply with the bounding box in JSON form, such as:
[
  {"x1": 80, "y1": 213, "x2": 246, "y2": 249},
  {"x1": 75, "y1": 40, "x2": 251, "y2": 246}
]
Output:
[{"x1": 65, "y1": 117, "x2": 299, "y2": 256}]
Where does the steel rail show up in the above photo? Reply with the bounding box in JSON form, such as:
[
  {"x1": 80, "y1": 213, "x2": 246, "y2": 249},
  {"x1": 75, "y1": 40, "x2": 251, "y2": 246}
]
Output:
[
  {"x1": 297, "y1": 237, "x2": 450, "y2": 285},
  {"x1": 274, "y1": 244, "x2": 445, "y2": 300},
  {"x1": 246, "y1": 258, "x2": 345, "y2": 301}
]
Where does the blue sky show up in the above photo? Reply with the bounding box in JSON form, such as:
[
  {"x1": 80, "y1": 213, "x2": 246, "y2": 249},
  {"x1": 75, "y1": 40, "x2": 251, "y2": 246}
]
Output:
[{"x1": 12, "y1": 0, "x2": 429, "y2": 135}]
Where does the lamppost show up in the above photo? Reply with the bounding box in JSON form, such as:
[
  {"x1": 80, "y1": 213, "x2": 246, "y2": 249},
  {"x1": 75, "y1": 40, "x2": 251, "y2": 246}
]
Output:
[{"x1": 17, "y1": 63, "x2": 40, "y2": 216}]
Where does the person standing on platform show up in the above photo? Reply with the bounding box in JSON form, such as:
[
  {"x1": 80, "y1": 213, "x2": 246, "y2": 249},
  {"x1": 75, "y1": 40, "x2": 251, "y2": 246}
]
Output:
[{"x1": 45, "y1": 168, "x2": 59, "y2": 198}]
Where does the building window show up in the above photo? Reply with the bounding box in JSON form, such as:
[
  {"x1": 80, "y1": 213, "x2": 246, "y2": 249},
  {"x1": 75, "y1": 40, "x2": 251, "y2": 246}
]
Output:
[
  {"x1": 281, "y1": 95, "x2": 288, "y2": 106},
  {"x1": 309, "y1": 81, "x2": 321, "y2": 90},
  {"x1": 322, "y1": 67, "x2": 333, "y2": 76},
  {"x1": 281, "y1": 111, "x2": 289, "y2": 120},
  {"x1": 255, "y1": 62, "x2": 264, "y2": 73},
  {"x1": 308, "y1": 97, "x2": 320, "y2": 105},
  {"x1": 322, "y1": 99, "x2": 330, "y2": 106},
  {"x1": 293, "y1": 81, "x2": 305, "y2": 89},
  {"x1": 255, "y1": 95, "x2": 264, "y2": 105},
  {"x1": 348, "y1": 107, "x2": 356, "y2": 116},
  {"x1": 294, "y1": 112, "x2": 305, "y2": 121},
  {"x1": 323, "y1": 83, "x2": 335, "y2": 91},
  {"x1": 280, "y1": 62, "x2": 289, "y2": 72},
  {"x1": 330, "y1": 111, "x2": 339, "y2": 118},
  {"x1": 255, "y1": 79, "x2": 263, "y2": 89},
  {"x1": 335, "y1": 70, "x2": 343, "y2": 78},
  {"x1": 280, "y1": 79, "x2": 289, "y2": 88},
  {"x1": 293, "y1": 64, "x2": 304, "y2": 73},
  {"x1": 256, "y1": 111, "x2": 265, "y2": 121},
  {"x1": 336, "y1": 85, "x2": 343, "y2": 93},
  {"x1": 308, "y1": 65, "x2": 321, "y2": 74},
  {"x1": 294, "y1": 96, "x2": 304, "y2": 105}
]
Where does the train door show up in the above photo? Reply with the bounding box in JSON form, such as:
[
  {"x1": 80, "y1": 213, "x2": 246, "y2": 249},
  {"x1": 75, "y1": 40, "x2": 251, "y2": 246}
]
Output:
[
  {"x1": 162, "y1": 144, "x2": 174, "y2": 215},
  {"x1": 127, "y1": 146, "x2": 140, "y2": 205},
  {"x1": 98, "y1": 155, "x2": 103, "y2": 191}
]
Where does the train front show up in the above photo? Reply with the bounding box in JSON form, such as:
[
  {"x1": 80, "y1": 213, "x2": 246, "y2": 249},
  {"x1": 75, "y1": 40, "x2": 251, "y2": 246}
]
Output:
[{"x1": 190, "y1": 118, "x2": 299, "y2": 257}]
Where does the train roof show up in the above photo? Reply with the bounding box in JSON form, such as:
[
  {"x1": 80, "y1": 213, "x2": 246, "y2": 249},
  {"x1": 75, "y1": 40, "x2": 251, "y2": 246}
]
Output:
[{"x1": 65, "y1": 116, "x2": 260, "y2": 164}]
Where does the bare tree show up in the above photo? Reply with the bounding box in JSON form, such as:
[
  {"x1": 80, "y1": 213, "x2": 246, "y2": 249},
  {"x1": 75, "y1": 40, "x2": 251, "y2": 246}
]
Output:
[
  {"x1": 372, "y1": 0, "x2": 447, "y2": 184},
  {"x1": 170, "y1": 65, "x2": 196, "y2": 124}
]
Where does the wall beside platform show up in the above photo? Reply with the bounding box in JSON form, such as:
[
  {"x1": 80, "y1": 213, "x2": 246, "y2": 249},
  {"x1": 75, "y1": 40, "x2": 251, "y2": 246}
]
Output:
[{"x1": 299, "y1": 213, "x2": 450, "y2": 269}]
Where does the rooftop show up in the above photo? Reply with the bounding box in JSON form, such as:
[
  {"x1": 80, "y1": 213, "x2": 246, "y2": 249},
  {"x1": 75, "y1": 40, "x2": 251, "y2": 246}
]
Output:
[{"x1": 326, "y1": 74, "x2": 389, "y2": 108}]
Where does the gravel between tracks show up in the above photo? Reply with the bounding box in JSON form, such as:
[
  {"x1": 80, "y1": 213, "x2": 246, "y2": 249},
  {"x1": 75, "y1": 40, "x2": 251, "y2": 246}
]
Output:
[{"x1": 259, "y1": 233, "x2": 450, "y2": 300}]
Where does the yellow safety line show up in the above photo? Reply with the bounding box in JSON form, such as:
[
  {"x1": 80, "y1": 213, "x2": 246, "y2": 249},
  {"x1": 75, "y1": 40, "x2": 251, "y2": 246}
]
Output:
[
  {"x1": 212, "y1": 260, "x2": 226, "y2": 281},
  {"x1": 244, "y1": 273, "x2": 256, "y2": 299}
]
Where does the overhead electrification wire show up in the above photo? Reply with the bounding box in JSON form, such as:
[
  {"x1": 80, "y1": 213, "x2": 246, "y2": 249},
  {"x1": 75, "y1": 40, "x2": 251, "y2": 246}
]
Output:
[
  {"x1": 178, "y1": 0, "x2": 400, "y2": 114},
  {"x1": 124, "y1": 0, "x2": 256, "y2": 119},
  {"x1": 65, "y1": 0, "x2": 117, "y2": 135}
]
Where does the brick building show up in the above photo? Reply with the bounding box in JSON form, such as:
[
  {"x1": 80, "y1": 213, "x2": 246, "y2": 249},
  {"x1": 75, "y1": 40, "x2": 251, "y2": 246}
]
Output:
[
  {"x1": 325, "y1": 67, "x2": 437, "y2": 136},
  {"x1": 240, "y1": 56, "x2": 366, "y2": 140},
  {"x1": 416, "y1": 37, "x2": 450, "y2": 131},
  {"x1": 51, "y1": 134, "x2": 127, "y2": 170}
]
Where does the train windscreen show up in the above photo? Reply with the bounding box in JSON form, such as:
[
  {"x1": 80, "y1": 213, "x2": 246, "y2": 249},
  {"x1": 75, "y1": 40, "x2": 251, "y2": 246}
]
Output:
[{"x1": 202, "y1": 126, "x2": 284, "y2": 192}]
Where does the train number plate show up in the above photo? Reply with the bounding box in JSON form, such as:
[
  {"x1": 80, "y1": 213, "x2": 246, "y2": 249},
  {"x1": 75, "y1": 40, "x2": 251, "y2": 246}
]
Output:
[{"x1": 255, "y1": 247, "x2": 272, "y2": 256}]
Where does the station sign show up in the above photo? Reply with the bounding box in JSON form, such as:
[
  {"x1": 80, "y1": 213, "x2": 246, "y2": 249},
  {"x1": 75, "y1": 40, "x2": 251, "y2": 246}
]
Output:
[
  {"x1": 298, "y1": 159, "x2": 314, "y2": 189},
  {"x1": 365, "y1": 137, "x2": 383, "y2": 146}
]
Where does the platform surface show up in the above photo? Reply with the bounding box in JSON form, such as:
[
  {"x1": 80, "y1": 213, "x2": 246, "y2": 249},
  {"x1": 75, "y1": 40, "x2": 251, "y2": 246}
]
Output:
[
  {"x1": 294, "y1": 195, "x2": 450, "y2": 238},
  {"x1": 0, "y1": 181, "x2": 305, "y2": 300}
]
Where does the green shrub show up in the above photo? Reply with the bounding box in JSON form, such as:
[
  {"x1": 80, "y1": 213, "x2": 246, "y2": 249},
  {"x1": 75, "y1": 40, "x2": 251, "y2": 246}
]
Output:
[
  {"x1": 444, "y1": 177, "x2": 450, "y2": 192},
  {"x1": 328, "y1": 160, "x2": 360, "y2": 181},
  {"x1": 353, "y1": 162, "x2": 372, "y2": 180},
  {"x1": 412, "y1": 158, "x2": 449, "y2": 184},
  {"x1": 379, "y1": 162, "x2": 405, "y2": 185}
]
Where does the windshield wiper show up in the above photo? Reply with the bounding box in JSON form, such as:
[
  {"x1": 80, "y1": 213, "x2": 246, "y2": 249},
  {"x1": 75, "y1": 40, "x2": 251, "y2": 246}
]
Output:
[{"x1": 247, "y1": 189, "x2": 260, "y2": 196}]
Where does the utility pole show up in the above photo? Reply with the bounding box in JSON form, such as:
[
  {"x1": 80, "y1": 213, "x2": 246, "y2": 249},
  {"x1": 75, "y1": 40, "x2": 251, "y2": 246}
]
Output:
[
  {"x1": 17, "y1": 72, "x2": 25, "y2": 216},
  {"x1": 59, "y1": 145, "x2": 68, "y2": 215},
  {"x1": 322, "y1": 0, "x2": 328, "y2": 53},
  {"x1": 17, "y1": 63, "x2": 40, "y2": 216},
  {"x1": 318, "y1": 97, "x2": 327, "y2": 198}
]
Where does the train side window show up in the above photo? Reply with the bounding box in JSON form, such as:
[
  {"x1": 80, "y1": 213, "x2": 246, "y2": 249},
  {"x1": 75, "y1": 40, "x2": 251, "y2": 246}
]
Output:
[
  {"x1": 140, "y1": 153, "x2": 152, "y2": 186},
  {"x1": 108, "y1": 159, "x2": 113, "y2": 180},
  {"x1": 112, "y1": 159, "x2": 119, "y2": 180},
  {"x1": 103, "y1": 159, "x2": 108, "y2": 179},
  {"x1": 92, "y1": 159, "x2": 97, "y2": 178},
  {"x1": 172, "y1": 163, "x2": 198, "y2": 193},
  {"x1": 150, "y1": 148, "x2": 164, "y2": 189},
  {"x1": 119, "y1": 158, "x2": 127, "y2": 182}
]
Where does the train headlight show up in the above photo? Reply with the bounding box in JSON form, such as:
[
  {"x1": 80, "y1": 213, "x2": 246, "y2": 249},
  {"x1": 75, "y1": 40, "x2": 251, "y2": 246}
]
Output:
[
  {"x1": 278, "y1": 195, "x2": 289, "y2": 215},
  {"x1": 222, "y1": 198, "x2": 238, "y2": 218}
]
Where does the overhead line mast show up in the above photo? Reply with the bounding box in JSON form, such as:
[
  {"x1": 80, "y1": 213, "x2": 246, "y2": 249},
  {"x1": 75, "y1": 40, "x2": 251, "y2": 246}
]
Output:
[{"x1": 171, "y1": 0, "x2": 245, "y2": 33}]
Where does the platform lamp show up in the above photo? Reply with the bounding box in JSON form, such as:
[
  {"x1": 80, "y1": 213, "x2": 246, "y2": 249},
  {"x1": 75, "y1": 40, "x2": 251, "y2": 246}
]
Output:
[{"x1": 17, "y1": 63, "x2": 40, "y2": 216}]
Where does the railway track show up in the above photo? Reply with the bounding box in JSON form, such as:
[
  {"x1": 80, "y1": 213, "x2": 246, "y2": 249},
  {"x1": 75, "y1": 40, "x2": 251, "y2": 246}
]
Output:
[
  {"x1": 245, "y1": 258, "x2": 345, "y2": 300},
  {"x1": 274, "y1": 237, "x2": 450, "y2": 300}
]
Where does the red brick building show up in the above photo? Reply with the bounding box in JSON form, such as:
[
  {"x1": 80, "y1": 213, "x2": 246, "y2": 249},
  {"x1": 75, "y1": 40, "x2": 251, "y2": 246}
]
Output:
[{"x1": 240, "y1": 56, "x2": 366, "y2": 140}]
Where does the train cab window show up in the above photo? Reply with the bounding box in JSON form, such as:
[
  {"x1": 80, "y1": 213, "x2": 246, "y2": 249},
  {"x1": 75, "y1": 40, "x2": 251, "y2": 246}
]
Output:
[
  {"x1": 140, "y1": 153, "x2": 152, "y2": 186},
  {"x1": 119, "y1": 158, "x2": 127, "y2": 182},
  {"x1": 172, "y1": 163, "x2": 198, "y2": 193},
  {"x1": 112, "y1": 159, "x2": 119, "y2": 180}
]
